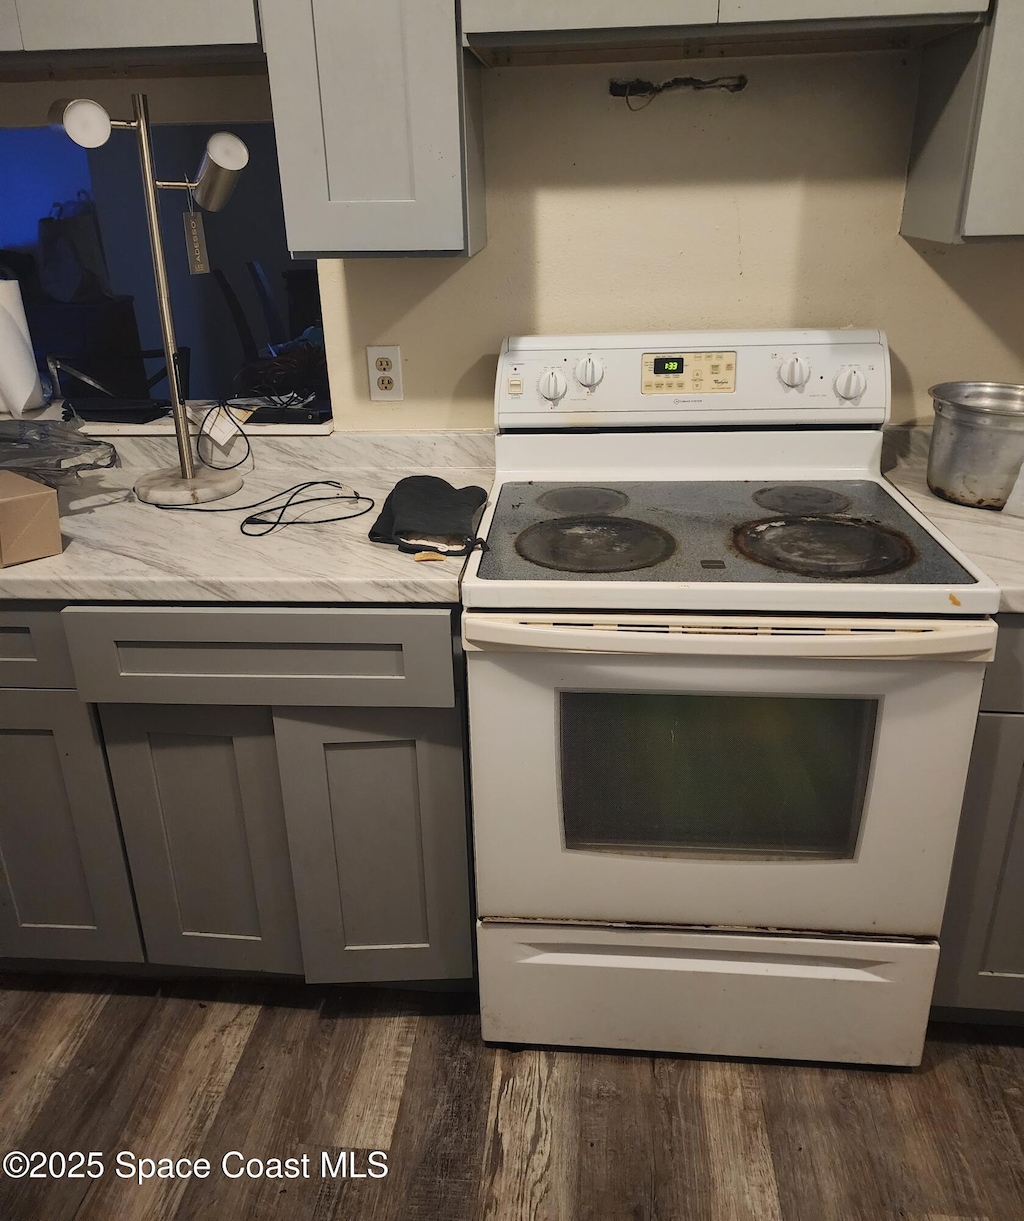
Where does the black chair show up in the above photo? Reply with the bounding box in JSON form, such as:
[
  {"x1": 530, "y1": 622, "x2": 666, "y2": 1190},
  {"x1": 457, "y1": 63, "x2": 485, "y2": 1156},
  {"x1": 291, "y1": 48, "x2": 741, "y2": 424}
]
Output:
[
  {"x1": 212, "y1": 268, "x2": 260, "y2": 365},
  {"x1": 25, "y1": 294, "x2": 153, "y2": 399},
  {"x1": 247, "y1": 259, "x2": 289, "y2": 352}
]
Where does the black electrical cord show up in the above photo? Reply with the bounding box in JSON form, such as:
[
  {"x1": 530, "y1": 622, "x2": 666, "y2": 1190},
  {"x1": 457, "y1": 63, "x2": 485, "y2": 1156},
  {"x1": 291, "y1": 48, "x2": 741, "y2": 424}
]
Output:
[
  {"x1": 154, "y1": 402, "x2": 375, "y2": 535},
  {"x1": 196, "y1": 401, "x2": 252, "y2": 471},
  {"x1": 610, "y1": 73, "x2": 748, "y2": 110},
  {"x1": 154, "y1": 479, "x2": 376, "y2": 536}
]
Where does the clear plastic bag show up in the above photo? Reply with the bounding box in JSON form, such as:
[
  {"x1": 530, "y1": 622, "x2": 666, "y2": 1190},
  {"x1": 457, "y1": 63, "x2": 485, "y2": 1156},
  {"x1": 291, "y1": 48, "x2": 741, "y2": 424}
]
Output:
[{"x1": 0, "y1": 420, "x2": 116, "y2": 485}]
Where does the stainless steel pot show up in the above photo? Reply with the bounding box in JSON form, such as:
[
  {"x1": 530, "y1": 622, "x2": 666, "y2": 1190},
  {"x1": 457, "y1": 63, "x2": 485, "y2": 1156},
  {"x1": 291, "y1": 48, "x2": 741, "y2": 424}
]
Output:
[{"x1": 927, "y1": 381, "x2": 1024, "y2": 511}]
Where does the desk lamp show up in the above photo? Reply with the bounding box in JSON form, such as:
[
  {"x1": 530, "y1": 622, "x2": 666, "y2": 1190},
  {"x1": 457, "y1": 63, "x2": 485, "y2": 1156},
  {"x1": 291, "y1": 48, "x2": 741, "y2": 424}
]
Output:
[{"x1": 50, "y1": 94, "x2": 249, "y2": 505}]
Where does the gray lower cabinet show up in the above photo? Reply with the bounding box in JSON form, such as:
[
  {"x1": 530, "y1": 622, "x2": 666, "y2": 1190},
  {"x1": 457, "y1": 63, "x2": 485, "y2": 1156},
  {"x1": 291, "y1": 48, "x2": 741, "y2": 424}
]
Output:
[
  {"x1": 2, "y1": 605, "x2": 472, "y2": 983},
  {"x1": 0, "y1": 688, "x2": 142, "y2": 963},
  {"x1": 99, "y1": 704, "x2": 303, "y2": 975},
  {"x1": 936, "y1": 616, "x2": 1024, "y2": 1009},
  {"x1": 934, "y1": 713, "x2": 1024, "y2": 1008},
  {"x1": 274, "y1": 705, "x2": 473, "y2": 984}
]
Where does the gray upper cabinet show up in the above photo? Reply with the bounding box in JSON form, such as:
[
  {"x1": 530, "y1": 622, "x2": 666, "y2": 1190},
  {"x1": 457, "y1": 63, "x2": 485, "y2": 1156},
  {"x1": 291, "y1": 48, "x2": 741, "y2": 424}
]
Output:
[
  {"x1": 100, "y1": 704, "x2": 303, "y2": 974},
  {"x1": 461, "y1": 1, "x2": 718, "y2": 31},
  {"x1": 15, "y1": 0, "x2": 258, "y2": 51},
  {"x1": 274, "y1": 705, "x2": 473, "y2": 984},
  {"x1": 0, "y1": 0, "x2": 22, "y2": 51},
  {"x1": 0, "y1": 688, "x2": 142, "y2": 963},
  {"x1": 720, "y1": 1, "x2": 987, "y2": 19},
  {"x1": 463, "y1": 0, "x2": 988, "y2": 33},
  {"x1": 902, "y1": 1, "x2": 1023, "y2": 242},
  {"x1": 259, "y1": 0, "x2": 485, "y2": 257}
]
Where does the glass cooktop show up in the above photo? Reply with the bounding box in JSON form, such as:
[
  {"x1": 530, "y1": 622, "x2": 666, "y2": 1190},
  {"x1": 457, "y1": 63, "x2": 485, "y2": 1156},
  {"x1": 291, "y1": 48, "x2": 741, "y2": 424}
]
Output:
[{"x1": 476, "y1": 480, "x2": 977, "y2": 586}]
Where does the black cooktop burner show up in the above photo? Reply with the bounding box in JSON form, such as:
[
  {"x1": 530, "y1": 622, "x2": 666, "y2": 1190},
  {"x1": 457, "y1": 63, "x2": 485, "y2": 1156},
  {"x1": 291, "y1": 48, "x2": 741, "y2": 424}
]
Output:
[
  {"x1": 514, "y1": 515, "x2": 677, "y2": 573},
  {"x1": 478, "y1": 480, "x2": 974, "y2": 586},
  {"x1": 752, "y1": 484, "x2": 852, "y2": 515},
  {"x1": 733, "y1": 516, "x2": 915, "y2": 578},
  {"x1": 537, "y1": 485, "x2": 629, "y2": 514}
]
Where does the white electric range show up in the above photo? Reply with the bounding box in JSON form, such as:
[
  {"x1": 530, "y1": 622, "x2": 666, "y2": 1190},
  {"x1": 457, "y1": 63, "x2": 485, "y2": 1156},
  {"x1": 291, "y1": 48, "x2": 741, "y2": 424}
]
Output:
[{"x1": 462, "y1": 330, "x2": 999, "y2": 1067}]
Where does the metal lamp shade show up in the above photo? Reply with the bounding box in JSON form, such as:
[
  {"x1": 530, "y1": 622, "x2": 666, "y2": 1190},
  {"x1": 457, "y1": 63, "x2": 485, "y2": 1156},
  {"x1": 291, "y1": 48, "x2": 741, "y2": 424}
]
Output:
[
  {"x1": 48, "y1": 98, "x2": 112, "y2": 148},
  {"x1": 192, "y1": 131, "x2": 250, "y2": 211}
]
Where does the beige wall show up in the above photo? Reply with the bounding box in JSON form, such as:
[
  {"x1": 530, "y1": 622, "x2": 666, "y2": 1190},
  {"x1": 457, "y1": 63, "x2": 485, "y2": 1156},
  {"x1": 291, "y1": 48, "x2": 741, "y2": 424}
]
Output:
[{"x1": 320, "y1": 49, "x2": 1024, "y2": 430}]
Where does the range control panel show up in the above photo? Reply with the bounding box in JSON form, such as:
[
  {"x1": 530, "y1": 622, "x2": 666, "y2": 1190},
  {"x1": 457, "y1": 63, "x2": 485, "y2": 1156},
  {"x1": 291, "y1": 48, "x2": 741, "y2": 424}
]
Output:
[
  {"x1": 496, "y1": 330, "x2": 890, "y2": 429},
  {"x1": 641, "y1": 351, "x2": 737, "y2": 394}
]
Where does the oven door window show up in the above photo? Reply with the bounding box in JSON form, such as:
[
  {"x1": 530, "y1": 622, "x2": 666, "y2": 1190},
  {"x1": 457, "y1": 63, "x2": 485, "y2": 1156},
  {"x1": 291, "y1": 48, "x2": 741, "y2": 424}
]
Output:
[{"x1": 559, "y1": 692, "x2": 877, "y2": 859}]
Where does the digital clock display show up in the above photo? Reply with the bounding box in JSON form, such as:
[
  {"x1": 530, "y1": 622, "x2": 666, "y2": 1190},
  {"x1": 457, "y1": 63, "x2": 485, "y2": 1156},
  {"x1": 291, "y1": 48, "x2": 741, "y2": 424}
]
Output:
[{"x1": 653, "y1": 357, "x2": 684, "y2": 375}]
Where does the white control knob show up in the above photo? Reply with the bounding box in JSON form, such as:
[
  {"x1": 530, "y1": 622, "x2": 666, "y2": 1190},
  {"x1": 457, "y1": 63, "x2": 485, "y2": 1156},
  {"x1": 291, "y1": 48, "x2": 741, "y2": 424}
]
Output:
[
  {"x1": 538, "y1": 369, "x2": 567, "y2": 402},
  {"x1": 574, "y1": 356, "x2": 605, "y2": 389},
  {"x1": 778, "y1": 356, "x2": 811, "y2": 388},
  {"x1": 834, "y1": 367, "x2": 868, "y2": 400}
]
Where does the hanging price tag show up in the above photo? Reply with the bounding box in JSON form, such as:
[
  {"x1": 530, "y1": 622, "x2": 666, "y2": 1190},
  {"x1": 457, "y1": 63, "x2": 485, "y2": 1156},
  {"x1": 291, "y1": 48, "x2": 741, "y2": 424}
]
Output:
[
  {"x1": 186, "y1": 402, "x2": 253, "y2": 448},
  {"x1": 183, "y1": 210, "x2": 210, "y2": 275}
]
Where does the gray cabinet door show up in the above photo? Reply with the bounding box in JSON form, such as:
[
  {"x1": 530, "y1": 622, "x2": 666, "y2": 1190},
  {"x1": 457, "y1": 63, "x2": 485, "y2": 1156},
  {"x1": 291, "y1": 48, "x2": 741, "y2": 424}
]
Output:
[
  {"x1": 902, "y1": 2, "x2": 1024, "y2": 242},
  {"x1": 0, "y1": 0, "x2": 22, "y2": 50},
  {"x1": 259, "y1": 0, "x2": 485, "y2": 256},
  {"x1": 274, "y1": 706, "x2": 473, "y2": 983},
  {"x1": 16, "y1": 0, "x2": 258, "y2": 50},
  {"x1": 959, "y1": 0, "x2": 1024, "y2": 237},
  {"x1": 935, "y1": 712, "x2": 1024, "y2": 1009},
  {"x1": 100, "y1": 705, "x2": 303, "y2": 975},
  {"x1": 0, "y1": 689, "x2": 142, "y2": 962},
  {"x1": 983, "y1": 615, "x2": 1024, "y2": 714}
]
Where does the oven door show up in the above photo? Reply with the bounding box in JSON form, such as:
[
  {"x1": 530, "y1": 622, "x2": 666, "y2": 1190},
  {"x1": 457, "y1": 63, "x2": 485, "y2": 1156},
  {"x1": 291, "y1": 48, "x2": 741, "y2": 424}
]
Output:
[{"x1": 464, "y1": 612, "x2": 996, "y2": 937}]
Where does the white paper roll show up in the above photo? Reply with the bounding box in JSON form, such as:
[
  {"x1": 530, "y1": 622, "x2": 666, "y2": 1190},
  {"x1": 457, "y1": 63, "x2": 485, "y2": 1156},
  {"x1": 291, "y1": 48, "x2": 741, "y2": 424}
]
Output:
[{"x1": 0, "y1": 280, "x2": 45, "y2": 418}]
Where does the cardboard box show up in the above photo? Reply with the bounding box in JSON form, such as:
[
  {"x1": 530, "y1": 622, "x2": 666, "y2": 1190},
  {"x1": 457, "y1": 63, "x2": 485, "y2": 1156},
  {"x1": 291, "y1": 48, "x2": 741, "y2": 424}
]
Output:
[{"x1": 0, "y1": 470, "x2": 62, "y2": 568}]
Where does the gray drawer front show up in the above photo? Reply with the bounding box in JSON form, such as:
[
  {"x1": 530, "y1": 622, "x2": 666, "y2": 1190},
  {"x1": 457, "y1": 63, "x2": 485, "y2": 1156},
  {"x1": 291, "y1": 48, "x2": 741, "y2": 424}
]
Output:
[
  {"x1": 61, "y1": 607, "x2": 455, "y2": 707},
  {"x1": 983, "y1": 616, "x2": 1024, "y2": 714},
  {"x1": 0, "y1": 609, "x2": 74, "y2": 688}
]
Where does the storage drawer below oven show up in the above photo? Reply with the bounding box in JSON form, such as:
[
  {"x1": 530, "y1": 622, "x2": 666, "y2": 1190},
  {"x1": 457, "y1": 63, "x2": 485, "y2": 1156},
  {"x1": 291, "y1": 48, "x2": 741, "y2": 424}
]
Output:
[{"x1": 477, "y1": 922, "x2": 938, "y2": 1067}]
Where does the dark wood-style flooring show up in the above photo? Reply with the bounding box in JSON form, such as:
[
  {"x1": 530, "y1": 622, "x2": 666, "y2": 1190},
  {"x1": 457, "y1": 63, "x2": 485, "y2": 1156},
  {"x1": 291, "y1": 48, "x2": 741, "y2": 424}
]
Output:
[{"x1": 0, "y1": 975, "x2": 1022, "y2": 1220}]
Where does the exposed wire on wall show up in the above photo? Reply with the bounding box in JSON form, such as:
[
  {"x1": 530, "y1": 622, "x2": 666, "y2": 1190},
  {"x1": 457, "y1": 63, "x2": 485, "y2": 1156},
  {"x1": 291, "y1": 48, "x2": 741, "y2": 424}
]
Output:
[{"x1": 610, "y1": 73, "x2": 748, "y2": 111}]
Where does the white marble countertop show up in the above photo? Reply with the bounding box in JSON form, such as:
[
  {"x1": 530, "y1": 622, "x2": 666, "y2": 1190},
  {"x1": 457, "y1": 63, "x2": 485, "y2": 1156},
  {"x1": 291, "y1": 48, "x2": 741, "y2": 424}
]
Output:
[
  {"x1": 0, "y1": 433, "x2": 494, "y2": 604},
  {"x1": 2, "y1": 427, "x2": 1020, "y2": 611},
  {"x1": 885, "y1": 429, "x2": 1024, "y2": 615}
]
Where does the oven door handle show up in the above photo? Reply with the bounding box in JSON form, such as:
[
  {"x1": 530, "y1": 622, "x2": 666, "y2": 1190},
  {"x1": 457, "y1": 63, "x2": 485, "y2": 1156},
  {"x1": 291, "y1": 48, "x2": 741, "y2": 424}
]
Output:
[{"x1": 462, "y1": 613, "x2": 998, "y2": 661}]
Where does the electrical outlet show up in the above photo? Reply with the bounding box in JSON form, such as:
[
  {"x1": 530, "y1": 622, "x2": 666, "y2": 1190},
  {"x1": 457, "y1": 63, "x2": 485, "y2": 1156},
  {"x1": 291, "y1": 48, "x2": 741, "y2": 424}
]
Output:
[{"x1": 367, "y1": 346, "x2": 404, "y2": 402}]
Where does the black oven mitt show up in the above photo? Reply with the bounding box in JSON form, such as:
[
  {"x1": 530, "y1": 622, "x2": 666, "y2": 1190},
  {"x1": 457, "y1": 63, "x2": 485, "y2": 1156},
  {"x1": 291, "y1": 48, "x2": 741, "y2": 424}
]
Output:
[{"x1": 369, "y1": 475, "x2": 488, "y2": 556}]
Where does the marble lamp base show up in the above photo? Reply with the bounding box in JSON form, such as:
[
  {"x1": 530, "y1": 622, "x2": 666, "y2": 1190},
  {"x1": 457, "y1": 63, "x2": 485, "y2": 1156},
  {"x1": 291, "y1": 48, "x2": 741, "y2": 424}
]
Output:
[{"x1": 134, "y1": 465, "x2": 243, "y2": 506}]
